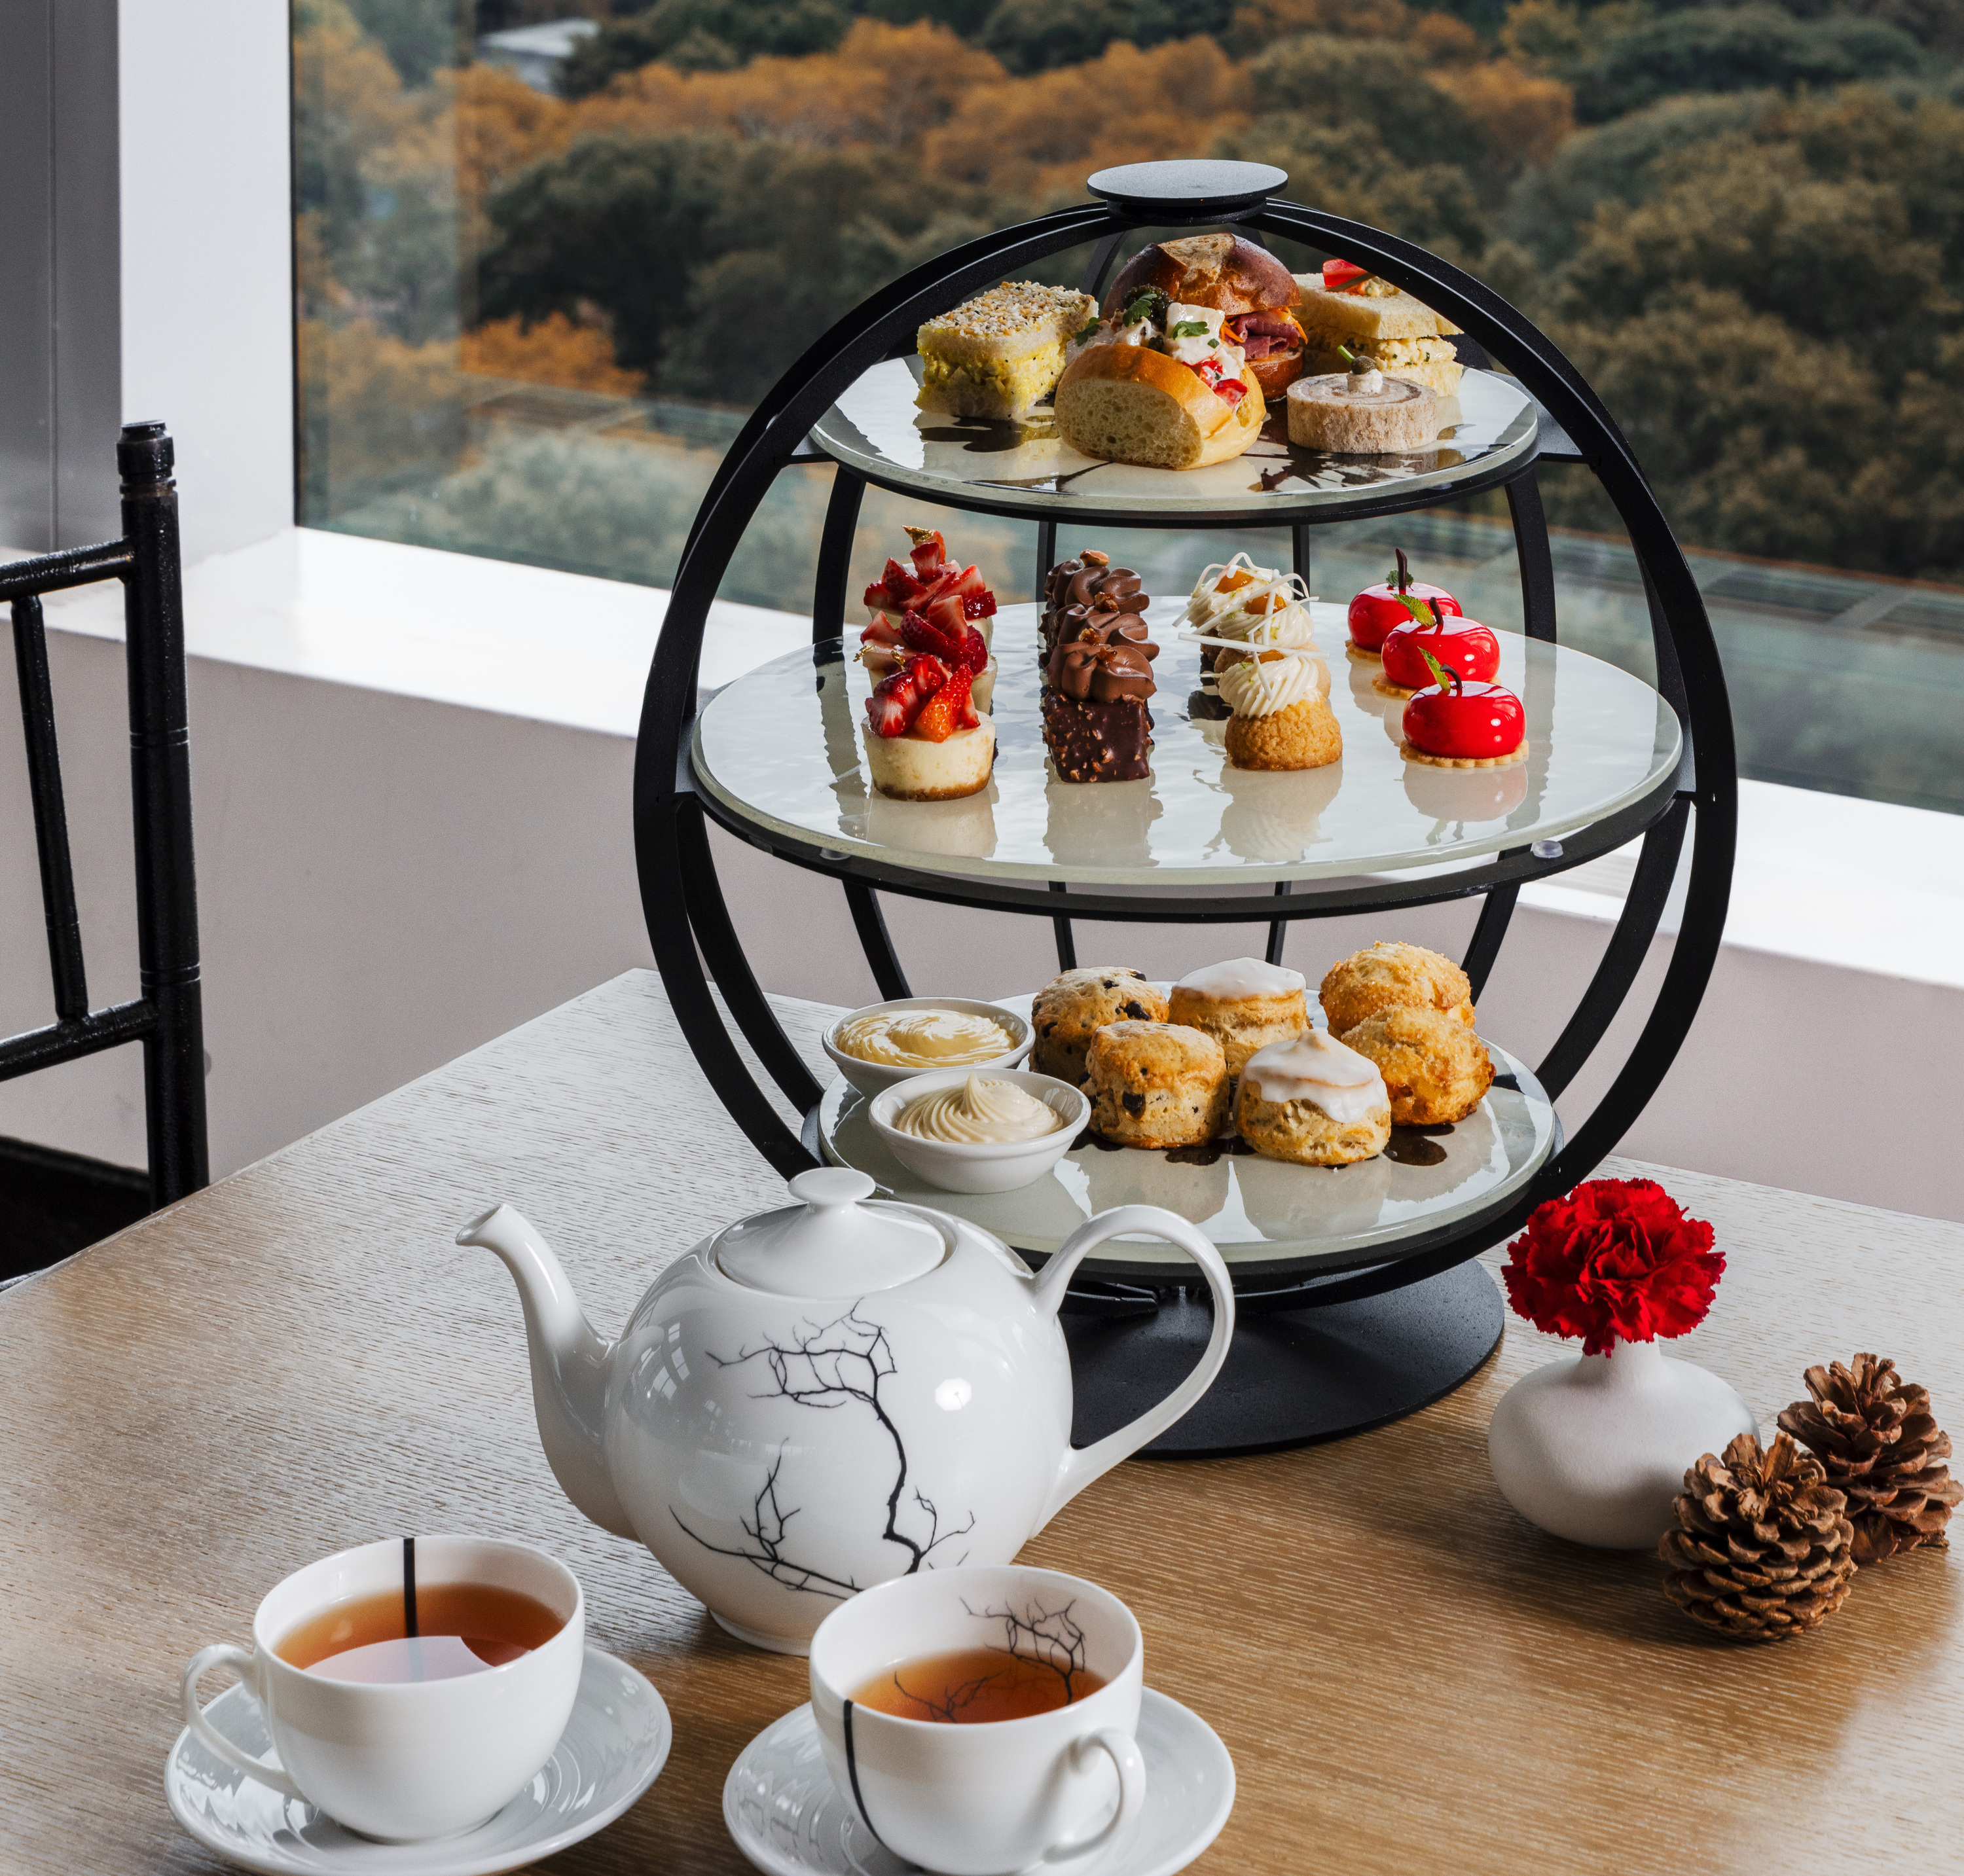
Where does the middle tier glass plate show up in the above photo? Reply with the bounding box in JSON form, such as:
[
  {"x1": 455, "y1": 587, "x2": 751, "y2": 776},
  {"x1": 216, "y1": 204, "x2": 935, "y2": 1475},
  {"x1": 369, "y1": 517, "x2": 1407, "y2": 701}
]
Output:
[
  {"x1": 693, "y1": 602, "x2": 1681, "y2": 888},
  {"x1": 818, "y1": 1034, "x2": 1556, "y2": 1278}
]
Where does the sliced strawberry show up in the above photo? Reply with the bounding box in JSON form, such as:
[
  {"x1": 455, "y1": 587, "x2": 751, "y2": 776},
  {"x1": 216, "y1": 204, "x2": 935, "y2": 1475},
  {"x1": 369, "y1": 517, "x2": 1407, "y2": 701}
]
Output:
[
  {"x1": 959, "y1": 626, "x2": 988, "y2": 674},
  {"x1": 864, "y1": 656, "x2": 944, "y2": 738},
  {"x1": 900, "y1": 607, "x2": 966, "y2": 664},
  {"x1": 905, "y1": 528, "x2": 947, "y2": 579},
  {"x1": 865, "y1": 686, "x2": 913, "y2": 738},
  {"x1": 952, "y1": 564, "x2": 996, "y2": 619},
  {"x1": 910, "y1": 662, "x2": 971, "y2": 742},
  {"x1": 860, "y1": 613, "x2": 902, "y2": 649}
]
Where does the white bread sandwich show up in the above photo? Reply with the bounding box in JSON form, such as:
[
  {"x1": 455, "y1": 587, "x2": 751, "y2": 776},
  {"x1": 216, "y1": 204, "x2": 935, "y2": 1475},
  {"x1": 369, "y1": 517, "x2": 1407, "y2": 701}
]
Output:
[
  {"x1": 1053, "y1": 291, "x2": 1266, "y2": 471},
  {"x1": 916, "y1": 281, "x2": 1097, "y2": 422},
  {"x1": 1101, "y1": 234, "x2": 1307, "y2": 398},
  {"x1": 1292, "y1": 259, "x2": 1463, "y2": 396}
]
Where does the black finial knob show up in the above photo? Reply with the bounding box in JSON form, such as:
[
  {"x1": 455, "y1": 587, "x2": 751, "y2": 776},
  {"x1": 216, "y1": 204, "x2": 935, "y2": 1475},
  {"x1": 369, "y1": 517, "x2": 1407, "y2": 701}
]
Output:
[
  {"x1": 1086, "y1": 160, "x2": 1287, "y2": 223},
  {"x1": 118, "y1": 421, "x2": 174, "y2": 480}
]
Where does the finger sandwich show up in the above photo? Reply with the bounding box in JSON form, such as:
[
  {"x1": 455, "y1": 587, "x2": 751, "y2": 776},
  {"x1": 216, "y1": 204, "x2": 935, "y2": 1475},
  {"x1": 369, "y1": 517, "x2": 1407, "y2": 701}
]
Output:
[
  {"x1": 917, "y1": 281, "x2": 1098, "y2": 422},
  {"x1": 1291, "y1": 262, "x2": 1464, "y2": 396}
]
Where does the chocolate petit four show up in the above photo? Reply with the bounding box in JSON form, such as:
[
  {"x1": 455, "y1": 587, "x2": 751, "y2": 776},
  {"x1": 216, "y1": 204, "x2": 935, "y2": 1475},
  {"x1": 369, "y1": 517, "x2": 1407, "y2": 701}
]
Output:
[{"x1": 1041, "y1": 550, "x2": 1158, "y2": 784}]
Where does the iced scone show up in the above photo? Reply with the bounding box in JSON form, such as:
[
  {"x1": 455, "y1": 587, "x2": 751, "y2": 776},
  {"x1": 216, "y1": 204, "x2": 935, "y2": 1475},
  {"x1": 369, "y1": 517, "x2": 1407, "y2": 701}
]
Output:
[
  {"x1": 859, "y1": 526, "x2": 999, "y2": 713},
  {"x1": 1235, "y1": 1030, "x2": 1392, "y2": 1166},
  {"x1": 1216, "y1": 643, "x2": 1343, "y2": 772},
  {"x1": 862, "y1": 654, "x2": 993, "y2": 801},
  {"x1": 1183, "y1": 552, "x2": 1317, "y2": 674}
]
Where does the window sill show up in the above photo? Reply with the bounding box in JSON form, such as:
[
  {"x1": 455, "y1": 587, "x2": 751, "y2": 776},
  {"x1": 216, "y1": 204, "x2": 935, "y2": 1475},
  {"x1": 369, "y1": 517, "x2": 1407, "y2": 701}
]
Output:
[{"x1": 20, "y1": 526, "x2": 1962, "y2": 995}]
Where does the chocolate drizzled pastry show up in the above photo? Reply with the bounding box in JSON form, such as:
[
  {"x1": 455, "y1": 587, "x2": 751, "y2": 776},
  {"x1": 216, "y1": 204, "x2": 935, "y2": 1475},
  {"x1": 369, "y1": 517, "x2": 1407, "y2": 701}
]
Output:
[{"x1": 1042, "y1": 549, "x2": 1150, "y2": 661}]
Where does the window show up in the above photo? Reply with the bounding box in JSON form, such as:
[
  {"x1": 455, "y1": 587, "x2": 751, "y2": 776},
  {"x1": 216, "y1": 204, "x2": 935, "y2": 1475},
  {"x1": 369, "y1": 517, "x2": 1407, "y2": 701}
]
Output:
[{"x1": 293, "y1": 0, "x2": 1964, "y2": 815}]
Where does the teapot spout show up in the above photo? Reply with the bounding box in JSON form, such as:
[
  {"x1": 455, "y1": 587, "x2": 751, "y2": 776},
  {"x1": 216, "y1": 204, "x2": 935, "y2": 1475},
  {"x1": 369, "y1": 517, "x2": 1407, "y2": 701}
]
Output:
[{"x1": 456, "y1": 1204, "x2": 637, "y2": 1540}]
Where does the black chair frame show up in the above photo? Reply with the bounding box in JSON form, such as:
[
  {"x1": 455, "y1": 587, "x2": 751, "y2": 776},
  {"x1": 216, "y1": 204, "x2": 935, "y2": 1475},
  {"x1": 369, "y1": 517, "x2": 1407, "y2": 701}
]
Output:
[{"x1": 1, "y1": 422, "x2": 208, "y2": 1209}]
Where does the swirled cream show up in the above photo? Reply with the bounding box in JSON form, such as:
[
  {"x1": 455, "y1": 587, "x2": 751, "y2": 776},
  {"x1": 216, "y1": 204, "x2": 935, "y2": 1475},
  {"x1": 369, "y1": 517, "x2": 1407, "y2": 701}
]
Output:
[
  {"x1": 1184, "y1": 553, "x2": 1317, "y2": 649},
  {"x1": 1241, "y1": 1032, "x2": 1387, "y2": 1123},
  {"x1": 1175, "y1": 958, "x2": 1307, "y2": 1001},
  {"x1": 894, "y1": 1075, "x2": 1064, "y2": 1144},
  {"x1": 1216, "y1": 648, "x2": 1331, "y2": 719},
  {"x1": 836, "y1": 1007, "x2": 1015, "y2": 1070}
]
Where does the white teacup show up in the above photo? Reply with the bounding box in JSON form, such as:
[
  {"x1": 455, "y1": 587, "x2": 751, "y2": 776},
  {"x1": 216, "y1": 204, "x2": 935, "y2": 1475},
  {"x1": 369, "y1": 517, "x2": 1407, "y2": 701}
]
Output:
[
  {"x1": 809, "y1": 1565, "x2": 1146, "y2": 1876},
  {"x1": 181, "y1": 1534, "x2": 584, "y2": 1842}
]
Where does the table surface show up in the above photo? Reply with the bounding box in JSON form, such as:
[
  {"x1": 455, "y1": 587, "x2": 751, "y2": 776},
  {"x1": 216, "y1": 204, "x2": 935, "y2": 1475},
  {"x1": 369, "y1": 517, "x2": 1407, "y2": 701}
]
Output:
[{"x1": 4, "y1": 971, "x2": 1959, "y2": 1875}]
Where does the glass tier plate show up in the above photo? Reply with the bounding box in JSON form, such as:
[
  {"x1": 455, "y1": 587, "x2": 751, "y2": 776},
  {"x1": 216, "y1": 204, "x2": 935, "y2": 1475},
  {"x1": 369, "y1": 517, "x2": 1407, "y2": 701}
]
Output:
[
  {"x1": 809, "y1": 360, "x2": 1538, "y2": 518},
  {"x1": 818, "y1": 1025, "x2": 1555, "y2": 1276},
  {"x1": 692, "y1": 602, "x2": 1681, "y2": 888}
]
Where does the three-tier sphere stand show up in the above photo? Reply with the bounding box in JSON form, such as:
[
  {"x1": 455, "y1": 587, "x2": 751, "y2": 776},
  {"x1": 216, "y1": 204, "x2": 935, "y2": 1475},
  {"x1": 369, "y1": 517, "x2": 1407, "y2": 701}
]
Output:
[{"x1": 632, "y1": 160, "x2": 1736, "y2": 1458}]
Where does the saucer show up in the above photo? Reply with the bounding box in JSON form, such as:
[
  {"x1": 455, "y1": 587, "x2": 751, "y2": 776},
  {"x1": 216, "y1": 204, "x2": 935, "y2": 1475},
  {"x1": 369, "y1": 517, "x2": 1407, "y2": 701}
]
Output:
[
  {"x1": 723, "y1": 1686, "x2": 1234, "y2": 1876},
  {"x1": 165, "y1": 1645, "x2": 670, "y2": 1875}
]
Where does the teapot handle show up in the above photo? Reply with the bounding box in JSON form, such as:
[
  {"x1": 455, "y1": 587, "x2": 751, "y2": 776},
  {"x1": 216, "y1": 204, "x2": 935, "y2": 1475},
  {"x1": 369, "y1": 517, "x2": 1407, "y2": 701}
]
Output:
[{"x1": 1030, "y1": 1206, "x2": 1235, "y2": 1528}]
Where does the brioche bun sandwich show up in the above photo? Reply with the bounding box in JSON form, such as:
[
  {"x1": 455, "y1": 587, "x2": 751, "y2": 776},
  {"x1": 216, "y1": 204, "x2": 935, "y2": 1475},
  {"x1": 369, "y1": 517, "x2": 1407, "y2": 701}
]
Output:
[
  {"x1": 1101, "y1": 234, "x2": 1307, "y2": 397},
  {"x1": 1293, "y1": 259, "x2": 1463, "y2": 396},
  {"x1": 1054, "y1": 276, "x2": 1268, "y2": 471}
]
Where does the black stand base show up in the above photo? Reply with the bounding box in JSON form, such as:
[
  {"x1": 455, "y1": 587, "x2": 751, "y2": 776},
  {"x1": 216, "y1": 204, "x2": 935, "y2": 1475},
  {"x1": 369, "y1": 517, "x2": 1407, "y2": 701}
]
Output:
[{"x1": 1063, "y1": 1260, "x2": 1505, "y2": 1458}]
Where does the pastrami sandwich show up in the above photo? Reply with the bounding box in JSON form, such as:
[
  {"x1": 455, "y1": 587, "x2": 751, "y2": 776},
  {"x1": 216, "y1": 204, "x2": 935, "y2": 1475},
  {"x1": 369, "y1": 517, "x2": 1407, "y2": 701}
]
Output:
[{"x1": 1292, "y1": 259, "x2": 1463, "y2": 396}]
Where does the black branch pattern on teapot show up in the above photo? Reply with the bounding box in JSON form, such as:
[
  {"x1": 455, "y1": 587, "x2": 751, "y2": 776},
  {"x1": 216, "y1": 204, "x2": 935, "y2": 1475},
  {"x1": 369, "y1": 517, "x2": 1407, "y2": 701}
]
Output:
[{"x1": 670, "y1": 1304, "x2": 975, "y2": 1598}]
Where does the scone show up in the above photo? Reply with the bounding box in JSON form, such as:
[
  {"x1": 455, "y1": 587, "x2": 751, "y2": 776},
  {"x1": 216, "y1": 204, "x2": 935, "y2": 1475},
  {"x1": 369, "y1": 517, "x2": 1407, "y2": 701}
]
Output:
[
  {"x1": 1235, "y1": 1032, "x2": 1391, "y2": 1166},
  {"x1": 1339, "y1": 1004, "x2": 1494, "y2": 1126},
  {"x1": 1030, "y1": 967, "x2": 1167, "y2": 1086},
  {"x1": 1167, "y1": 958, "x2": 1307, "y2": 1078},
  {"x1": 1085, "y1": 1022, "x2": 1231, "y2": 1150},
  {"x1": 1320, "y1": 941, "x2": 1474, "y2": 1035}
]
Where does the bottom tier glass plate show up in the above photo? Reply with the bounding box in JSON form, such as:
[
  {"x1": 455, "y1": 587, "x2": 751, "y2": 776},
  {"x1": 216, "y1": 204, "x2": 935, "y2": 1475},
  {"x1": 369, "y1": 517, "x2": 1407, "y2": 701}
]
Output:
[{"x1": 817, "y1": 1031, "x2": 1555, "y2": 1279}]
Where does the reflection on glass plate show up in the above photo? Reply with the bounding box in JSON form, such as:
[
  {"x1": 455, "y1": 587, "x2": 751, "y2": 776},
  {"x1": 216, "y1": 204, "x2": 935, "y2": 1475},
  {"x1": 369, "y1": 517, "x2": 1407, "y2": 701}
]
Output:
[
  {"x1": 818, "y1": 1034, "x2": 1556, "y2": 1274},
  {"x1": 693, "y1": 601, "x2": 1679, "y2": 888},
  {"x1": 811, "y1": 359, "x2": 1538, "y2": 517}
]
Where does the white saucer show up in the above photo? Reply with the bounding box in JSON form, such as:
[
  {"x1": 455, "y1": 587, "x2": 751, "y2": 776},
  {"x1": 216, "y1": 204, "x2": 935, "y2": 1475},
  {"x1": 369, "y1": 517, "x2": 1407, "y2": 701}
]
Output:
[
  {"x1": 723, "y1": 1686, "x2": 1234, "y2": 1876},
  {"x1": 166, "y1": 1645, "x2": 670, "y2": 1875}
]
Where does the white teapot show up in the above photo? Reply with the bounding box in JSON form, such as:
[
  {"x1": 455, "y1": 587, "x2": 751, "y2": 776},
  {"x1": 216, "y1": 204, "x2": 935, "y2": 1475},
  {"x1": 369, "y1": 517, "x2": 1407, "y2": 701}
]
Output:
[{"x1": 460, "y1": 1169, "x2": 1234, "y2": 1653}]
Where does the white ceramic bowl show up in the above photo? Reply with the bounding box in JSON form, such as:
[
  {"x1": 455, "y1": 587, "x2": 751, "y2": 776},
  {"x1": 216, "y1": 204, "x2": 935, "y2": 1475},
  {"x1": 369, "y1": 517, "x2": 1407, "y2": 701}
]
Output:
[
  {"x1": 868, "y1": 1068, "x2": 1088, "y2": 1194},
  {"x1": 822, "y1": 997, "x2": 1032, "y2": 1098}
]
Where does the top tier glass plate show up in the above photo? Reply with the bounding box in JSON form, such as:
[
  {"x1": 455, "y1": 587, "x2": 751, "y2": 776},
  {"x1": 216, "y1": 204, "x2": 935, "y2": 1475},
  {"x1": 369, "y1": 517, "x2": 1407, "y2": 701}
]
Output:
[
  {"x1": 809, "y1": 359, "x2": 1539, "y2": 521},
  {"x1": 692, "y1": 602, "x2": 1682, "y2": 889}
]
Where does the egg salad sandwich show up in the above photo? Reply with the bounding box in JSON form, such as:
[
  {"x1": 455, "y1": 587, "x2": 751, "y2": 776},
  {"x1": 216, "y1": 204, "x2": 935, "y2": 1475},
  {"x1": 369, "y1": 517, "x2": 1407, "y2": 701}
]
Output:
[
  {"x1": 1292, "y1": 259, "x2": 1464, "y2": 395},
  {"x1": 915, "y1": 281, "x2": 1099, "y2": 422}
]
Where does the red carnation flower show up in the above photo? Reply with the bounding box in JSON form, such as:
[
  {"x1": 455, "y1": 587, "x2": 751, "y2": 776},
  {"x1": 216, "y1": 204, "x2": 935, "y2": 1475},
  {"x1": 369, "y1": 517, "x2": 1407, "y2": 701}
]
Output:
[{"x1": 1501, "y1": 1178, "x2": 1724, "y2": 1357}]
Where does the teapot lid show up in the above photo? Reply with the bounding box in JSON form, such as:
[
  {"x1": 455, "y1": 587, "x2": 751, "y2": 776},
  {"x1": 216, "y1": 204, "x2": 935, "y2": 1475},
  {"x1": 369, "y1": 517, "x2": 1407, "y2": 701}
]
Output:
[{"x1": 714, "y1": 1168, "x2": 946, "y2": 1297}]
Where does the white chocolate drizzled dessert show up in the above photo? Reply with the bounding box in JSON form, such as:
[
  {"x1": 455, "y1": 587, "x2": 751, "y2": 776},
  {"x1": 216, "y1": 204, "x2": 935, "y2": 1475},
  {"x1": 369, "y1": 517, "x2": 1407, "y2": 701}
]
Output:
[
  {"x1": 1184, "y1": 554, "x2": 1318, "y2": 672},
  {"x1": 1241, "y1": 1031, "x2": 1388, "y2": 1125},
  {"x1": 893, "y1": 1074, "x2": 1066, "y2": 1144},
  {"x1": 1212, "y1": 643, "x2": 1331, "y2": 719}
]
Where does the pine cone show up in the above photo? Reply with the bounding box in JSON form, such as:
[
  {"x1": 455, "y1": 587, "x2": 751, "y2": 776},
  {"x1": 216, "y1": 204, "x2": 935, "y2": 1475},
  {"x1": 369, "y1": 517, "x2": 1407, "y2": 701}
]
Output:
[
  {"x1": 1659, "y1": 1433, "x2": 1855, "y2": 1641},
  {"x1": 1778, "y1": 1354, "x2": 1963, "y2": 1565}
]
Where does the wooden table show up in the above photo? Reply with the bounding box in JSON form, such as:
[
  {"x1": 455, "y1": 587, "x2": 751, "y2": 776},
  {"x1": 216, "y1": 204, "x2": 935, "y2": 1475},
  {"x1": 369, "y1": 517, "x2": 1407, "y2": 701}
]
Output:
[{"x1": 5, "y1": 971, "x2": 1960, "y2": 1874}]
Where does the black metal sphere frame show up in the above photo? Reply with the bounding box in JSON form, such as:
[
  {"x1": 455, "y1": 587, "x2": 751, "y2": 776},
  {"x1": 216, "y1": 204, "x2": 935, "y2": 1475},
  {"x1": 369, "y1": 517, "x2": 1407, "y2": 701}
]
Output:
[{"x1": 632, "y1": 185, "x2": 1736, "y2": 1309}]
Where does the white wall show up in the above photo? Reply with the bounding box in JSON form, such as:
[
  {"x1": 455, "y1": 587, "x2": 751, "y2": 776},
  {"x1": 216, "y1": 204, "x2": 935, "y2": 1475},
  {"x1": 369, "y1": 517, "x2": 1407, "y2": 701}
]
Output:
[
  {"x1": 3, "y1": 609, "x2": 1959, "y2": 1223},
  {"x1": 118, "y1": 0, "x2": 294, "y2": 562}
]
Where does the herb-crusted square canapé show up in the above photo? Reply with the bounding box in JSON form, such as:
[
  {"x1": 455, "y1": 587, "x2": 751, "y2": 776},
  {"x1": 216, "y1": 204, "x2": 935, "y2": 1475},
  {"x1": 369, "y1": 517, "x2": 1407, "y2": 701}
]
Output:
[{"x1": 915, "y1": 281, "x2": 1098, "y2": 421}]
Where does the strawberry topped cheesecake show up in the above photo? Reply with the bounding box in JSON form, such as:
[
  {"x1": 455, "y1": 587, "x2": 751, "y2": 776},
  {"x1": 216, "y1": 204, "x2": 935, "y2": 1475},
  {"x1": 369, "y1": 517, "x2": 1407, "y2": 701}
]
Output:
[
  {"x1": 860, "y1": 526, "x2": 1000, "y2": 713},
  {"x1": 1347, "y1": 548, "x2": 1461, "y2": 659},
  {"x1": 1400, "y1": 649, "x2": 1527, "y2": 768},
  {"x1": 863, "y1": 653, "x2": 994, "y2": 800}
]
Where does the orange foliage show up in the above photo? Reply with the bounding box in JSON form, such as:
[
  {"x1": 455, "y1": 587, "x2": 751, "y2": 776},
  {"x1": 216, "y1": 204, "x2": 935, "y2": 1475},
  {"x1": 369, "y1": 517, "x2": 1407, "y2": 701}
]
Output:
[
  {"x1": 454, "y1": 63, "x2": 575, "y2": 206},
  {"x1": 1437, "y1": 59, "x2": 1574, "y2": 168},
  {"x1": 460, "y1": 314, "x2": 646, "y2": 393},
  {"x1": 1225, "y1": 0, "x2": 1473, "y2": 57},
  {"x1": 920, "y1": 39, "x2": 1250, "y2": 200},
  {"x1": 566, "y1": 21, "x2": 1003, "y2": 149}
]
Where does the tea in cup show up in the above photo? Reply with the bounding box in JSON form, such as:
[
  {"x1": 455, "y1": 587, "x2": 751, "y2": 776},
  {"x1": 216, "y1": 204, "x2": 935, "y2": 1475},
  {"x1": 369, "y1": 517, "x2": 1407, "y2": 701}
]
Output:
[
  {"x1": 181, "y1": 1534, "x2": 584, "y2": 1841},
  {"x1": 808, "y1": 1564, "x2": 1146, "y2": 1876}
]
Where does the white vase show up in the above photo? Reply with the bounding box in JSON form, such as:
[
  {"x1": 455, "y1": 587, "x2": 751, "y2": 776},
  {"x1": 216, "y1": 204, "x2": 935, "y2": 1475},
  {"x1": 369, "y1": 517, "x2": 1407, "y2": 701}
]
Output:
[{"x1": 1487, "y1": 1339, "x2": 1759, "y2": 1549}]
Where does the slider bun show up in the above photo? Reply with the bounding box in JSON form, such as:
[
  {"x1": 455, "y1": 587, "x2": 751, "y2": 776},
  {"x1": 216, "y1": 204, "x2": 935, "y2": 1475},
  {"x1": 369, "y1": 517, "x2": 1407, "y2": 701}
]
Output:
[
  {"x1": 1240, "y1": 336, "x2": 1307, "y2": 401},
  {"x1": 1107, "y1": 234, "x2": 1300, "y2": 318},
  {"x1": 1055, "y1": 344, "x2": 1267, "y2": 470}
]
